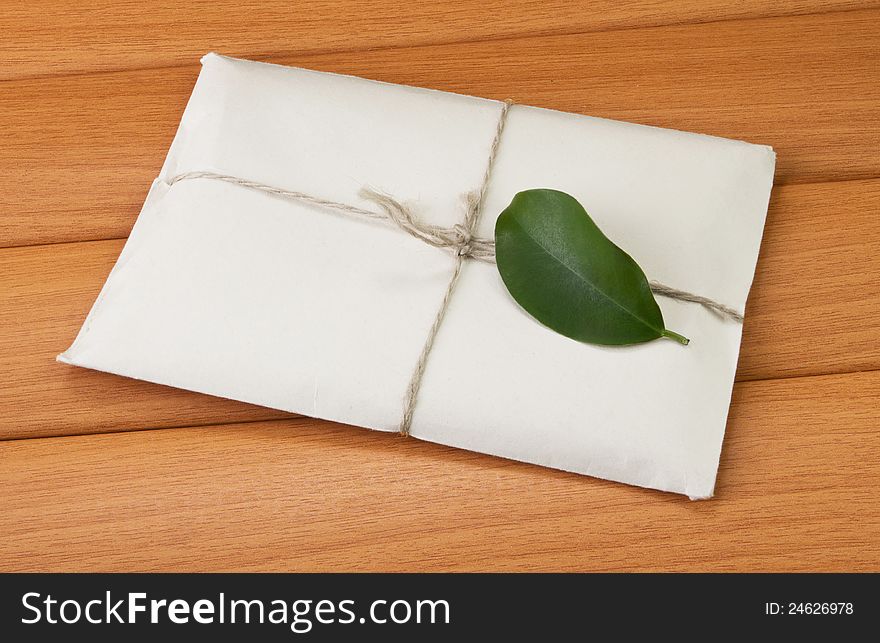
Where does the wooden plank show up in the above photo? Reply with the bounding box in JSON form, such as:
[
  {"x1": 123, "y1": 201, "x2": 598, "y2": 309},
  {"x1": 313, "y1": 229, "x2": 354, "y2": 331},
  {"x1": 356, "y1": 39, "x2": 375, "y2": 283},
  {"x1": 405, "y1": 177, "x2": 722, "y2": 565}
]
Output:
[
  {"x1": 737, "y1": 179, "x2": 880, "y2": 380},
  {"x1": 0, "y1": 240, "x2": 292, "y2": 440},
  {"x1": 3, "y1": 9, "x2": 879, "y2": 248},
  {"x1": 1, "y1": 369, "x2": 876, "y2": 572},
  {"x1": 0, "y1": 1, "x2": 872, "y2": 81},
  {"x1": 2, "y1": 179, "x2": 878, "y2": 441}
]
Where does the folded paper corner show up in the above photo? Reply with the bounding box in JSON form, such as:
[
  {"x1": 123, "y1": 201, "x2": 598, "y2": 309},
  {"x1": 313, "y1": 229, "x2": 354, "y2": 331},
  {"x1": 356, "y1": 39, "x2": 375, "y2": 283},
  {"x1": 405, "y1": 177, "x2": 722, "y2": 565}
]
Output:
[
  {"x1": 56, "y1": 345, "x2": 78, "y2": 365},
  {"x1": 200, "y1": 51, "x2": 223, "y2": 67}
]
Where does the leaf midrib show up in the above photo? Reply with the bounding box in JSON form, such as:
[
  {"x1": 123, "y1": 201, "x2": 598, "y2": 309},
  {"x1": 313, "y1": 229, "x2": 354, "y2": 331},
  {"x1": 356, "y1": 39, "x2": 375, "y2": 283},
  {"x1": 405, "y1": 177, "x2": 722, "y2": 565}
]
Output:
[{"x1": 507, "y1": 216, "x2": 661, "y2": 335}]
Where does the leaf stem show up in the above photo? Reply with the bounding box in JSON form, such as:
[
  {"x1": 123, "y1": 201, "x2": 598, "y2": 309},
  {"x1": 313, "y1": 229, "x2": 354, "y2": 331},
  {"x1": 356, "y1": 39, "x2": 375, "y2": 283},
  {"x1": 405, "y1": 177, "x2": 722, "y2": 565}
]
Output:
[{"x1": 662, "y1": 329, "x2": 690, "y2": 346}]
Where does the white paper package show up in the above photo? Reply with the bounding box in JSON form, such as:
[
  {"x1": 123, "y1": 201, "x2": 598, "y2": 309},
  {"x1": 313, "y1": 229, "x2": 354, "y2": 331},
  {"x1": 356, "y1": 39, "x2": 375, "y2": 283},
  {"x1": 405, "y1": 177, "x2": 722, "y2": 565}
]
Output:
[{"x1": 59, "y1": 53, "x2": 776, "y2": 499}]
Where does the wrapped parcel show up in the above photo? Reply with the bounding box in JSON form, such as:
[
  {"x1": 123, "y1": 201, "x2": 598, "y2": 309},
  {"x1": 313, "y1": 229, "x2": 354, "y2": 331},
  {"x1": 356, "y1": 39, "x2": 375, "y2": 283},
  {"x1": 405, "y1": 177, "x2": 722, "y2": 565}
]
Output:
[{"x1": 59, "y1": 53, "x2": 775, "y2": 498}]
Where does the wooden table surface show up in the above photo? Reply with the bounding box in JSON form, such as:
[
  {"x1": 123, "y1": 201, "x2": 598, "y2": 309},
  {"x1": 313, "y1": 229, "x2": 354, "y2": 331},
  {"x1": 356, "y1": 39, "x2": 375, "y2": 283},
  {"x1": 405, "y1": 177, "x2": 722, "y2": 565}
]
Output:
[{"x1": 1, "y1": 1, "x2": 878, "y2": 572}]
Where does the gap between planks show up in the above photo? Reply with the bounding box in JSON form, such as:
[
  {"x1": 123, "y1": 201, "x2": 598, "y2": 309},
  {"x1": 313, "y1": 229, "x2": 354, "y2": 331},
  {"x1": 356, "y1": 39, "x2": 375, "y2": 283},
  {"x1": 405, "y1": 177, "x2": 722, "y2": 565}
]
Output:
[
  {"x1": 3, "y1": 8, "x2": 879, "y2": 248},
  {"x1": 1, "y1": 367, "x2": 877, "y2": 445},
  {"x1": 1, "y1": 3, "x2": 876, "y2": 83},
  {"x1": 0, "y1": 174, "x2": 874, "y2": 253},
  {"x1": 2, "y1": 178, "x2": 878, "y2": 441},
  {"x1": 1, "y1": 369, "x2": 877, "y2": 571}
]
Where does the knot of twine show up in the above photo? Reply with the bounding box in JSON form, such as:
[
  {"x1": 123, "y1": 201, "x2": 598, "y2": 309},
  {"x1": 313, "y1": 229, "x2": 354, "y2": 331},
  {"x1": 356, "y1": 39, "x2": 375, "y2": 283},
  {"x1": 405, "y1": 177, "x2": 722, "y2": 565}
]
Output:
[
  {"x1": 167, "y1": 100, "x2": 744, "y2": 437},
  {"x1": 356, "y1": 188, "x2": 496, "y2": 262}
]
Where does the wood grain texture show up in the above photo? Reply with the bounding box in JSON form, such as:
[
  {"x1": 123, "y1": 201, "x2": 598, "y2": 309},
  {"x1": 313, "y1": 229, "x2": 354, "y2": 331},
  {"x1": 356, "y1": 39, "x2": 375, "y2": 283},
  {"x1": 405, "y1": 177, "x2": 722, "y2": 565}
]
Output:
[
  {"x1": 2, "y1": 179, "x2": 878, "y2": 441},
  {"x1": 1, "y1": 369, "x2": 877, "y2": 572},
  {"x1": 2, "y1": 3, "x2": 879, "y2": 572},
  {"x1": 0, "y1": 240, "x2": 291, "y2": 441},
  {"x1": 3, "y1": 9, "x2": 880, "y2": 248},
  {"x1": 737, "y1": 179, "x2": 880, "y2": 380},
  {"x1": 1, "y1": 1, "x2": 873, "y2": 81}
]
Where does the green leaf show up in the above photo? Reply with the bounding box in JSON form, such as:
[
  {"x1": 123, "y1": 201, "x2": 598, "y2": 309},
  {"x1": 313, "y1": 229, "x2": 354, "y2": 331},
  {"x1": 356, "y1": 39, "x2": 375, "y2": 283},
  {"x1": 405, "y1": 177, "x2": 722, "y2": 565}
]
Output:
[{"x1": 494, "y1": 189, "x2": 689, "y2": 346}]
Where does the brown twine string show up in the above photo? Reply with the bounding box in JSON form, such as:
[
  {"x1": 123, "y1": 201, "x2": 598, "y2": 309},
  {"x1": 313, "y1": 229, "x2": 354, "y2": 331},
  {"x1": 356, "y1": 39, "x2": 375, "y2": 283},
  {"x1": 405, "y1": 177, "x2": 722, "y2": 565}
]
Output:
[
  {"x1": 395, "y1": 100, "x2": 513, "y2": 436},
  {"x1": 168, "y1": 100, "x2": 743, "y2": 436}
]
